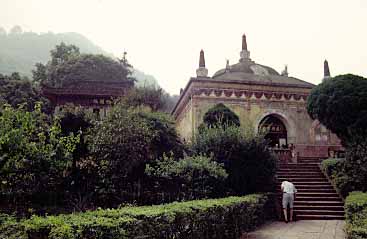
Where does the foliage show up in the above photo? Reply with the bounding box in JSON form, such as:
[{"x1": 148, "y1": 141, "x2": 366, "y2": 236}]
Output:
[
  {"x1": 0, "y1": 73, "x2": 51, "y2": 112},
  {"x1": 202, "y1": 103, "x2": 240, "y2": 128},
  {"x1": 0, "y1": 104, "x2": 79, "y2": 194},
  {"x1": 307, "y1": 74, "x2": 367, "y2": 144},
  {"x1": 122, "y1": 86, "x2": 165, "y2": 111},
  {"x1": 0, "y1": 194, "x2": 270, "y2": 239},
  {"x1": 192, "y1": 125, "x2": 276, "y2": 195},
  {"x1": 37, "y1": 43, "x2": 135, "y2": 87},
  {"x1": 146, "y1": 155, "x2": 228, "y2": 200},
  {"x1": 345, "y1": 192, "x2": 367, "y2": 239},
  {"x1": 89, "y1": 106, "x2": 184, "y2": 200},
  {"x1": 320, "y1": 158, "x2": 351, "y2": 197}
]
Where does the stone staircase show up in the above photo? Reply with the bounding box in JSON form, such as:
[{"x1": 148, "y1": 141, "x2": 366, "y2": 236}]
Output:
[{"x1": 276, "y1": 157, "x2": 345, "y2": 220}]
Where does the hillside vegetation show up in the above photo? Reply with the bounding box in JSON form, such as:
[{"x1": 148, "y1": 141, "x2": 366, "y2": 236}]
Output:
[{"x1": 0, "y1": 26, "x2": 158, "y2": 86}]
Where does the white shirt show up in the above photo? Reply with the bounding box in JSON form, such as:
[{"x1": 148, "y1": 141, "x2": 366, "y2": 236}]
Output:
[{"x1": 281, "y1": 181, "x2": 297, "y2": 194}]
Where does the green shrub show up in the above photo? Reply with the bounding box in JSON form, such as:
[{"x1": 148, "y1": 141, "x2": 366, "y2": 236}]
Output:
[
  {"x1": 192, "y1": 125, "x2": 276, "y2": 195},
  {"x1": 89, "y1": 106, "x2": 184, "y2": 204},
  {"x1": 321, "y1": 156, "x2": 367, "y2": 198},
  {"x1": 146, "y1": 155, "x2": 228, "y2": 200},
  {"x1": 321, "y1": 158, "x2": 344, "y2": 177},
  {"x1": 0, "y1": 194, "x2": 270, "y2": 239},
  {"x1": 0, "y1": 103, "x2": 79, "y2": 195},
  {"x1": 201, "y1": 103, "x2": 240, "y2": 128},
  {"x1": 345, "y1": 192, "x2": 367, "y2": 239}
]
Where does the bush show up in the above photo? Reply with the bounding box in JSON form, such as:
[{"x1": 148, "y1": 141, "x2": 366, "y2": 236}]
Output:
[
  {"x1": 0, "y1": 104, "x2": 79, "y2": 196},
  {"x1": 192, "y1": 125, "x2": 276, "y2": 195},
  {"x1": 89, "y1": 106, "x2": 184, "y2": 205},
  {"x1": 321, "y1": 158, "x2": 357, "y2": 198},
  {"x1": 0, "y1": 194, "x2": 270, "y2": 239},
  {"x1": 202, "y1": 103, "x2": 240, "y2": 128},
  {"x1": 321, "y1": 158, "x2": 343, "y2": 177},
  {"x1": 345, "y1": 192, "x2": 367, "y2": 239},
  {"x1": 146, "y1": 155, "x2": 228, "y2": 201}
]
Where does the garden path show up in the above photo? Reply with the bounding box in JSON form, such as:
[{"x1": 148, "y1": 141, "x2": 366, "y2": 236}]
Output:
[{"x1": 242, "y1": 220, "x2": 345, "y2": 239}]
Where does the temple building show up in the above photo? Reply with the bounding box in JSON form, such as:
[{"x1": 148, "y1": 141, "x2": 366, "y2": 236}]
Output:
[
  {"x1": 42, "y1": 80, "x2": 133, "y2": 117},
  {"x1": 172, "y1": 34, "x2": 342, "y2": 158}
]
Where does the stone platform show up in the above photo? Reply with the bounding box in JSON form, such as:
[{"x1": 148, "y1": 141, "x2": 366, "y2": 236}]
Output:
[{"x1": 243, "y1": 220, "x2": 345, "y2": 239}]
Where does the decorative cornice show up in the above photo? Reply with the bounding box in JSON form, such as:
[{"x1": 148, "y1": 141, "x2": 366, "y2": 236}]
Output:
[
  {"x1": 171, "y1": 77, "x2": 313, "y2": 119},
  {"x1": 172, "y1": 86, "x2": 310, "y2": 119}
]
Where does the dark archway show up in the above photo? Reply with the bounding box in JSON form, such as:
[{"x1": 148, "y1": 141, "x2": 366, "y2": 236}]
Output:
[{"x1": 259, "y1": 115, "x2": 288, "y2": 147}]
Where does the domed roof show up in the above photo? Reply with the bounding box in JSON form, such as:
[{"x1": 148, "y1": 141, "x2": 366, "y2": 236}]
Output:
[
  {"x1": 207, "y1": 34, "x2": 315, "y2": 88},
  {"x1": 213, "y1": 60, "x2": 280, "y2": 78},
  {"x1": 212, "y1": 59, "x2": 314, "y2": 88}
]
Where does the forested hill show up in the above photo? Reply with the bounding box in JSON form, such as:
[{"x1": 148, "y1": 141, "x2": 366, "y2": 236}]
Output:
[{"x1": 0, "y1": 26, "x2": 158, "y2": 86}]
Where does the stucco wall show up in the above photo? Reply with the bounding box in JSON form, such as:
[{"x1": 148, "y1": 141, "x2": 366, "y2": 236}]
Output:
[{"x1": 173, "y1": 80, "x2": 343, "y2": 158}]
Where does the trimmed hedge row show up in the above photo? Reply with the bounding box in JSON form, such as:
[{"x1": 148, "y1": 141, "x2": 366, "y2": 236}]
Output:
[
  {"x1": 0, "y1": 194, "x2": 270, "y2": 239},
  {"x1": 320, "y1": 158, "x2": 350, "y2": 197},
  {"x1": 345, "y1": 192, "x2": 367, "y2": 239}
]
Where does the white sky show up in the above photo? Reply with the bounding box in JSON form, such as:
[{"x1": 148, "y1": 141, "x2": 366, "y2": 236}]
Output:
[{"x1": 1, "y1": 0, "x2": 366, "y2": 94}]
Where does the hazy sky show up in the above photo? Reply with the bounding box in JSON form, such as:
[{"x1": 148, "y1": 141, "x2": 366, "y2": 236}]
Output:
[{"x1": 1, "y1": 0, "x2": 366, "y2": 94}]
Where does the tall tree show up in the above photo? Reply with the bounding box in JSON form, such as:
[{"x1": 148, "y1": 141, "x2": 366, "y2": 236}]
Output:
[
  {"x1": 34, "y1": 43, "x2": 135, "y2": 87},
  {"x1": 307, "y1": 74, "x2": 367, "y2": 144}
]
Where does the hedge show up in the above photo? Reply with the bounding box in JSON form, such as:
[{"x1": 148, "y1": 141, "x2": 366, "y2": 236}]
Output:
[
  {"x1": 0, "y1": 194, "x2": 271, "y2": 239},
  {"x1": 320, "y1": 158, "x2": 352, "y2": 197},
  {"x1": 345, "y1": 192, "x2": 367, "y2": 239}
]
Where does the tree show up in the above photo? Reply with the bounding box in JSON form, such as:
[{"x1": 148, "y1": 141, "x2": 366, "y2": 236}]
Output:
[
  {"x1": 36, "y1": 43, "x2": 135, "y2": 87},
  {"x1": 202, "y1": 103, "x2": 240, "y2": 128},
  {"x1": 192, "y1": 125, "x2": 276, "y2": 195},
  {"x1": 89, "y1": 106, "x2": 184, "y2": 200},
  {"x1": 122, "y1": 86, "x2": 165, "y2": 111},
  {"x1": 0, "y1": 72, "x2": 50, "y2": 112},
  {"x1": 0, "y1": 103, "x2": 79, "y2": 194},
  {"x1": 307, "y1": 74, "x2": 367, "y2": 144},
  {"x1": 0, "y1": 27, "x2": 6, "y2": 35},
  {"x1": 50, "y1": 42, "x2": 80, "y2": 66},
  {"x1": 9, "y1": 25, "x2": 22, "y2": 35},
  {"x1": 32, "y1": 63, "x2": 47, "y2": 84}
]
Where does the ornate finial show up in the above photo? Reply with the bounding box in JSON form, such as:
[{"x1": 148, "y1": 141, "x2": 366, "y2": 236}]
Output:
[
  {"x1": 242, "y1": 34, "x2": 247, "y2": 51},
  {"x1": 324, "y1": 59, "x2": 331, "y2": 77},
  {"x1": 199, "y1": 49, "x2": 205, "y2": 68},
  {"x1": 240, "y1": 33, "x2": 251, "y2": 62},
  {"x1": 196, "y1": 49, "x2": 208, "y2": 77},
  {"x1": 225, "y1": 59, "x2": 230, "y2": 71},
  {"x1": 281, "y1": 65, "x2": 288, "y2": 76}
]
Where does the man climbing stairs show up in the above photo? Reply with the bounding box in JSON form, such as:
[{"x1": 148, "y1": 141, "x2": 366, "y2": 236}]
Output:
[{"x1": 276, "y1": 157, "x2": 344, "y2": 220}]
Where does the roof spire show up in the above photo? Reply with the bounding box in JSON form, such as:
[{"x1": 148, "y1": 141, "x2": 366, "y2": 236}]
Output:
[
  {"x1": 281, "y1": 65, "x2": 288, "y2": 76},
  {"x1": 199, "y1": 49, "x2": 205, "y2": 67},
  {"x1": 196, "y1": 49, "x2": 208, "y2": 77},
  {"x1": 323, "y1": 59, "x2": 331, "y2": 81},
  {"x1": 324, "y1": 60, "x2": 330, "y2": 77},
  {"x1": 242, "y1": 34, "x2": 247, "y2": 51},
  {"x1": 240, "y1": 33, "x2": 251, "y2": 62}
]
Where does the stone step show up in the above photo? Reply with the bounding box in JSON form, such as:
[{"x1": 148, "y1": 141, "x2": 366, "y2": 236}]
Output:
[
  {"x1": 278, "y1": 178, "x2": 328, "y2": 182},
  {"x1": 294, "y1": 201, "x2": 344, "y2": 206},
  {"x1": 277, "y1": 192, "x2": 339, "y2": 197},
  {"x1": 277, "y1": 174, "x2": 325, "y2": 178},
  {"x1": 278, "y1": 163, "x2": 319, "y2": 169},
  {"x1": 277, "y1": 182, "x2": 331, "y2": 186},
  {"x1": 294, "y1": 210, "x2": 345, "y2": 216},
  {"x1": 277, "y1": 188, "x2": 336, "y2": 193},
  {"x1": 294, "y1": 205, "x2": 344, "y2": 211},
  {"x1": 295, "y1": 196, "x2": 343, "y2": 202},
  {"x1": 296, "y1": 214, "x2": 345, "y2": 220},
  {"x1": 293, "y1": 185, "x2": 334, "y2": 189}
]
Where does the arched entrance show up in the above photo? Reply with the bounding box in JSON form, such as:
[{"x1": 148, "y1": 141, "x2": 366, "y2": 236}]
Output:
[{"x1": 259, "y1": 115, "x2": 288, "y2": 147}]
